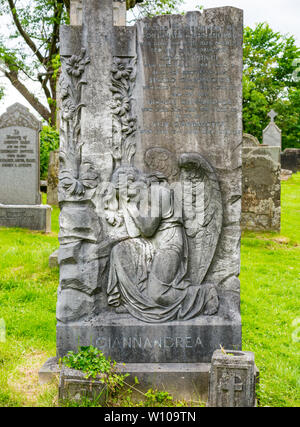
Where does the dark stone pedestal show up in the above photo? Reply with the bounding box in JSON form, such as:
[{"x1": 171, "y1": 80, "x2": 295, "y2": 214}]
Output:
[{"x1": 0, "y1": 204, "x2": 51, "y2": 232}]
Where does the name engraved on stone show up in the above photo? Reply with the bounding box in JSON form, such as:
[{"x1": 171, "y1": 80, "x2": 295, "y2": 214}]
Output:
[{"x1": 95, "y1": 336, "x2": 203, "y2": 350}]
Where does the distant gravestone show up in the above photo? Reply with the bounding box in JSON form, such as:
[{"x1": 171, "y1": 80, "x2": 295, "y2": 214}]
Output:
[
  {"x1": 263, "y1": 109, "x2": 282, "y2": 149},
  {"x1": 0, "y1": 103, "x2": 51, "y2": 232},
  {"x1": 242, "y1": 142, "x2": 281, "y2": 232},
  {"x1": 281, "y1": 148, "x2": 300, "y2": 173}
]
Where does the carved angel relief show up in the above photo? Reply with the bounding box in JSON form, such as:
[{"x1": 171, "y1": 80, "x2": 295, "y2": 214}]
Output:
[
  {"x1": 59, "y1": 48, "x2": 98, "y2": 200},
  {"x1": 102, "y1": 151, "x2": 223, "y2": 322}
]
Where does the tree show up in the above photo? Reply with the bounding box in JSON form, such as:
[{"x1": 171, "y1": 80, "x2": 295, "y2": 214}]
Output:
[
  {"x1": 243, "y1": 23, "x2": 300, "y2": 149},
  {"x1": 0, "y1": 0, "x2": 184, "y2": 126}
]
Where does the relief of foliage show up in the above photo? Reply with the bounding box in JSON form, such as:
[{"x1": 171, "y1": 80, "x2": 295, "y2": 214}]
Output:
[{"x1": 109, "y1": 57, "x2": 137, "y2": 165}]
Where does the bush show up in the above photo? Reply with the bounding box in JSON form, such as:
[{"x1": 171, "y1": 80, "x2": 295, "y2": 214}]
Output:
[{"x1": 40, "y1": 126, "x2": 59, "y2": 179}]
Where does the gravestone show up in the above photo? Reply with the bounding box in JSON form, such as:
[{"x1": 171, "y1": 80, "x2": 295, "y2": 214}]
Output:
[
  {"x1": 281, "y1": 148, "x2": 300, "y2": 174},
  {"x1": 47, "y1": 150, "x2": 59, "y2": 206},
  {"x1": 55, "y1": 1, "x2": 244, "y2": 400},
  {"x1": 242, "y1": 140, "x2": 281, "y2": 232},
  {"x1": 0, "y1": 103, "x2": 51, "y2": 232},
  {"x1": 263, "y1": 109, "x2": 282, "y2": 150}
]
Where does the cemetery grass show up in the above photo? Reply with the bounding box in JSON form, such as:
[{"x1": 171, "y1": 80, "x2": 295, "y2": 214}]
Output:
[{"x1": 0, "y1": 177, "x2": 299, "y2": 406}]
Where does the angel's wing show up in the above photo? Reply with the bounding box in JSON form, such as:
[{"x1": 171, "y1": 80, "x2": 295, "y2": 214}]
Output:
[{"x1": 179, "y1": 153, "x2": 223, "y2": 285}]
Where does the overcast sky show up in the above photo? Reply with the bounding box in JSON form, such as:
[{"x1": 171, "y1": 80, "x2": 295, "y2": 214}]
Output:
[{"x1": 0, "y1": 0, "x2": 299, "y2": 118}]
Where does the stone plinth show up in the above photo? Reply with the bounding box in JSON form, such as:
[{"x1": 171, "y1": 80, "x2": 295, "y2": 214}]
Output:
[
  {"x1": 57, "y1": 313, "x2": 242, "y2": 363},
  {"x1": 0, "y1": 204, "x2": 51, "y2": 232},
  {"x1": 208, "y1": 350, "x2": 257, "y2": 407}
]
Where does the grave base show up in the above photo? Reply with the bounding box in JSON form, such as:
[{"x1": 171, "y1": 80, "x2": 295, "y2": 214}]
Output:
[
  {"x1": 40, "y1": 358, "x2": 211, "y2": 403},
  {"x1": 0, "y1": 204, "x2": 51, "y2": 232},
  {"x1": 56, "y1": 313, "x2": 242, "y2": 364}
]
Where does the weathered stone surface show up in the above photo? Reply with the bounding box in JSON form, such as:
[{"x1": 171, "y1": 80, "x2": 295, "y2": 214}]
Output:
[
  {"x1": 0, "y1": 103, "x2": 41, "y2": 205},
  {"x1": 57, "y1": 313, "x2": 242, "y2": 363},
  {"x1": 281, "y1": 148, "x2": 300, "y2": 173},
  {"x1": 0, "y1": 204, "x2": 51, "y2": 232},
  {"x1": 263, "y1": 109, "x2": 282, "y2": 149},
  {"x1": 243, "y1": 133, "x2": 260, "y2": 147},
  {"x1": 208, "y1": 350, "x2": 257, "y2": 407},
  {"x1": 242, "y1": 145, "x2": 281, "y2": 232},
  {"x1": 58, "y1": 362, "x2": 211, "y2": 403},
  {"x1": 56, "y1": 4, "x2": 244, "y2": 375},
  {"x1": 59, "y1": 366, "x2": 107, "y2": 403},
  {"x1": 47, "y1": 150, "x2": 59, "y2": 206}
]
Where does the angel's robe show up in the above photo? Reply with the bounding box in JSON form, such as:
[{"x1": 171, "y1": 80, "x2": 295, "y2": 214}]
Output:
[{"x1": 107, "y1": 184, "x2": 218, "y2": 322}]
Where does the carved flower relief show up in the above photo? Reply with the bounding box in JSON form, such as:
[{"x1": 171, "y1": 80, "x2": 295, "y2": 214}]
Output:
[
  {"x1": 111, "y1": 57, "x2": 133, "y2": 81},
  {"x1": 121, "y1": 116, "x2": 137, "y2": 137},
  {"x1": 109, "y1": 94, "x2": 130, "y2": 117},
  {"x1": 66, "y1": 50, "x2": 90, "y2": 77},
  {"x1": 59, "y1": 162, "x2": 98, "y2": 197}
]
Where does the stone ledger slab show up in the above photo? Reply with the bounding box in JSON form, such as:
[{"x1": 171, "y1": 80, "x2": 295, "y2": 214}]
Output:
[{"x1": 0, "y1": 204, "x2": 51, "y2": 232}]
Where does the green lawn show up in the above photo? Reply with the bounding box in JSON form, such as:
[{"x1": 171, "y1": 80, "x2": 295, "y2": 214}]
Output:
[{"x1": 0, "y1": 177, "x2": 299, "y2": 407}]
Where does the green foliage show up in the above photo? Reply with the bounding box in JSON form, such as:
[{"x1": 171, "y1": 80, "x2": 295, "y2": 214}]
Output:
[
  {"x1": 62, "y1": 345, "x2": 129, "y2": 397},
  {"x1": 243, "y1": 23, "x2": 300, "y2": 149},
  {"x1": 130, "y1": 0, "x2": 184, "y2": 18},
  {"x1": 40, "y1": 126, "x2": 59, "y2": 179},
  {"x1": 144, "y1": 389, "x2": 173, "y2": 406},
  {"x1": 62, "y1": 346, "x2": 113, "y2": 379}
]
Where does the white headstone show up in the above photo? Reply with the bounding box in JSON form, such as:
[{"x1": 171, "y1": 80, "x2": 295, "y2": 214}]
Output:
[{"x1": 263, "y1": 109, "x2": 282, "y2": 149}]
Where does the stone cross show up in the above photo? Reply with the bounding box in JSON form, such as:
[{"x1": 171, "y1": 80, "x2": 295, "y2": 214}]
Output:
[
  {"x1": 218, "y1": 372, "x2": 243, "y2": 406},
  {"x1": 268, "y1": 109, "x2": 278, "y2": 123},
  {"x1": 263, "y1": 109, "x2": 282, "y2": 149}
]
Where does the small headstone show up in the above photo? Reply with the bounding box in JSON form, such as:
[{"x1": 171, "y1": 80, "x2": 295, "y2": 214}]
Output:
[
  {"x1": 242, "y1": 145, "x2": 281, "y2": 232},
  {"x1": 208, "y1": 350, "x2": 257, "y2": 407},
  {"x1": 47, "y1": 150, "x2": 59, "y2": 206},
  {"x1": 49, "y1": 249, "x2": 59, "y2": 268},
  {"x1": 0, "y1": 103, "x2": 51, "y2": 232},
  {"x1": 242, "y1": 133, "x2": 260, "y2": 148},
  {"x1": 263, "y1": 109, "x2": 282, "y2": 149},
  {"x1": 281, "y1": 148, "x2": 300, "y2": 173}
]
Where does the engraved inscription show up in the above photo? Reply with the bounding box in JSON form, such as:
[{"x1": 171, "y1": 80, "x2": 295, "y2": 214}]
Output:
[
  {"x1": 0, "y1": 129, "x2": 36, "y2": 168},
  {"x1": 96, "y1": 336, "x2": 203, "y2": 350}
]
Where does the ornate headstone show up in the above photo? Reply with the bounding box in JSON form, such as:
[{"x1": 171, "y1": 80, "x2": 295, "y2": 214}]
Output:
[
  {"x1": 0, "y1": 103, "x2": 51, "y2": 232},
  {"x1": 263, "y1": 109, "x2": 282, "y2": 149},
  {"x1": 56, "y1": 1, "x2": 244, "y2": 399}
]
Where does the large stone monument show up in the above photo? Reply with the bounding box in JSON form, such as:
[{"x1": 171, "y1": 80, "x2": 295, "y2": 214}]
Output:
[
  {"x1": 56, "y1": 1, "x2": 244, "y2": 400},
  {"x1": 0, "y1": 103, "x2": 51, "y2": 232}
]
